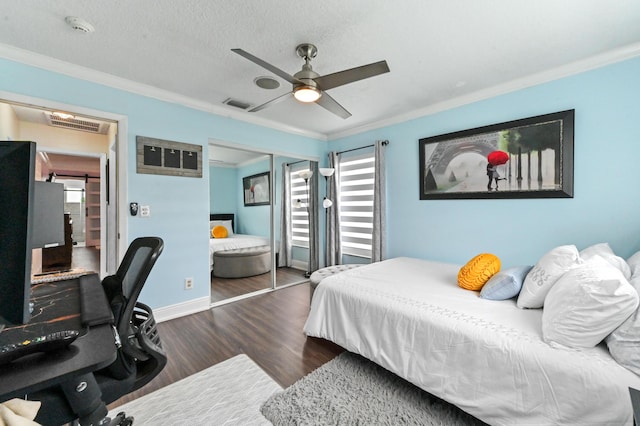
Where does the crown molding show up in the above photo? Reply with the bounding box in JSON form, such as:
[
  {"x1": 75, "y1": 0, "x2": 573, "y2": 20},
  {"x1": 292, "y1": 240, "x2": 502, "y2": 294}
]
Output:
[
  {"x1": 0, "y1": 43, "x2": 327, "y2": 141},
  {"x1": 3, "y1": 41, "x2": 639, "y2": 144},
  {"x1": 327, "y1": 42, "x2": 640, "y2": 141}
]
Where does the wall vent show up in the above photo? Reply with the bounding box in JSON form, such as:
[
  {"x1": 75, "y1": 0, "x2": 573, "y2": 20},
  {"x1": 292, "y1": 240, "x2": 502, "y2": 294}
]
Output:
[
  {"x1": 44, "y1": 112, "x2": 110, "y2": 134},
  {"x1": 223, "y1": 98, "x2": 252, "y2": 110}
]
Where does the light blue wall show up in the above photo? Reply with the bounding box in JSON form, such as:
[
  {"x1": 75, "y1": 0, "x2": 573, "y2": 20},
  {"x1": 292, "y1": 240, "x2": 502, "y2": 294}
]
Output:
[
  {"x1": 329, "y1": 56, "x2": 640, "y2": 268},
  {"x1": 0, "y1": 58, "x2": 324, "y2": 310},
  {"x1": 209, "y1": 166, "x2": 237, "y2": 215},
  {"x1": 4, "y1": 54, "x2": 640, "y2": 309}
]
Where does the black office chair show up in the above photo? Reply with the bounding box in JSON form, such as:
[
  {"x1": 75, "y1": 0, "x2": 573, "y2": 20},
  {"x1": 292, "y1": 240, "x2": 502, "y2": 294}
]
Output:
[{"x1": 31, "y1": 237, "x2": 167, "y2": 426}]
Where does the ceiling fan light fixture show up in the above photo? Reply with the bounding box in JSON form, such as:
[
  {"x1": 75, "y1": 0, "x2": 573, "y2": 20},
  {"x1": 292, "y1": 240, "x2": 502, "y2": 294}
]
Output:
[{"x1": 293, "y1": 86, "x2": 321, "y2": 103}]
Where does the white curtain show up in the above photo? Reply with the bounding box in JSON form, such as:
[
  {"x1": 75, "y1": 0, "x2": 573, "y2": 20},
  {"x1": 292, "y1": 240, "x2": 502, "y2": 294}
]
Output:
[
  {"x1": 372, "y1": 140, "x2": 387, "y2": 262},
  {"x1": 278, "y1": 162, "x2": 292, "y2": 267},
  {"x1": 325, "y1": 152, "x2": 342, "y2": 266}
]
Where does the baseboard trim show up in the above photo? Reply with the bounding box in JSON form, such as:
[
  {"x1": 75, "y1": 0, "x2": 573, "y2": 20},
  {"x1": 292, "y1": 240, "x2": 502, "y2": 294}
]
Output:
[
  {"x1": 154, "y1": 296, "x2": 211, "y2": 323},
  {"x1": 291, "y1": 260, "x2": 307, "y2": 272}
]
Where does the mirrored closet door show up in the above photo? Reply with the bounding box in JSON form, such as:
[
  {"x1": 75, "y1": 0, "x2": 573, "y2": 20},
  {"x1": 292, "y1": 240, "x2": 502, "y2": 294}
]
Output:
[
  {"x1": 208, "y1": 144, "x2": 320, "y2": 305},
  {"x1": 209, "y1": 144, "x2": 274, "y2": 304}
]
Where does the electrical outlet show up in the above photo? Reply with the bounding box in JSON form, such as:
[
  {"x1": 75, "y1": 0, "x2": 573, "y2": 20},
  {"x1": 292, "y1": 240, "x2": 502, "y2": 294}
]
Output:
[
  {"x1": 184, "y1": 277, "x2": 194, "y2": 290},
  {"x1": 140, "y1": 205, "x2": 151, "y2": 217}
]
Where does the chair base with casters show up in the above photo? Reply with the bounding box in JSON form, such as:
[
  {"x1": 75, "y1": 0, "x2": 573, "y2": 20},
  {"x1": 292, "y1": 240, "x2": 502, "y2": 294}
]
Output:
[
  {"x1": 32, "y1": 303, "x2": 165, "y2": 425},
  {"x1": 30, "y1": 237, "x2": 166, "y2": 426}
]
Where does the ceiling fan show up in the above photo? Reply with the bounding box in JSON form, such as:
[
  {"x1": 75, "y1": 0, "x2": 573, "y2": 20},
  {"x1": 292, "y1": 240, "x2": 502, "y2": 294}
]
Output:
[{"x1": 231, "y1": 43, "x2": 390, "y2": 119}]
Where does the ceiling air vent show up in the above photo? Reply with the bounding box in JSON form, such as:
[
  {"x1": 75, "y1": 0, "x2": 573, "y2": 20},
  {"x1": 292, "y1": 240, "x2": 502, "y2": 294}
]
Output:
[
  {"x1": 44, "y1": 112, "x2": 110, "y2": 134},
  {"x1": 223, "y1": 98, "x2": 252, "y2": 110}
]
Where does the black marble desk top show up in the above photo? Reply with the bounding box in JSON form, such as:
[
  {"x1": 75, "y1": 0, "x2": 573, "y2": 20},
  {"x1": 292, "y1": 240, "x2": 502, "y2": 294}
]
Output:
[
  {"x1": 0, "y1": 274, "x2": 117, "y2": 401},
  {"x1": 0, "y1": 278, "x2": 84, "y2": 346}
]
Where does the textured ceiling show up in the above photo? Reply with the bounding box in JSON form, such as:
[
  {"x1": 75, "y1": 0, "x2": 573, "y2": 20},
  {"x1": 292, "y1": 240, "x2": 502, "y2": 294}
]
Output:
[{"x1": 1, "y1": 1, "x2": 640, "y2": 139}]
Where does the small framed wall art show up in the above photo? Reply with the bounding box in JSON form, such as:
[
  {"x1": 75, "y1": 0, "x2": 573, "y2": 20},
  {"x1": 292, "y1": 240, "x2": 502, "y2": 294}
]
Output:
[
  {"x1": 243, "y1": 172, "x2": 270, "y2": 206},
  {"x1": 136, "y1": 136, "x2": 202, "y2": 178}
]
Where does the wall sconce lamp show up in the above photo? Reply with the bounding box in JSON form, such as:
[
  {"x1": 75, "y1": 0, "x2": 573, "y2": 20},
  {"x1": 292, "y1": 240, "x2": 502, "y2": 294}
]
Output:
[{"x1": 319, "y1": 167, "x2": 335, "y2": 209}]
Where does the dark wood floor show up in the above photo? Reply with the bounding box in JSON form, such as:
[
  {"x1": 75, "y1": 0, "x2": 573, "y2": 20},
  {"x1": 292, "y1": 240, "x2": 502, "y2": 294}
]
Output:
[
  {"x1": 110, "y1": 282, "x2": 344, "y2": 408},
  {"x1": 211, "y1": 267, "x2": 308, "y2": 302}
]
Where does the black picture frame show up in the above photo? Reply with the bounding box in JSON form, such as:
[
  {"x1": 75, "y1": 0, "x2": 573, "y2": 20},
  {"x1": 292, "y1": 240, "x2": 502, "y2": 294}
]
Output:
[
  {"x1": 243, "y1": 171, "x2": 270, "y2": 206},
  {"x1": 419, "y1": 110, "x2": 574, "y2": 199}
]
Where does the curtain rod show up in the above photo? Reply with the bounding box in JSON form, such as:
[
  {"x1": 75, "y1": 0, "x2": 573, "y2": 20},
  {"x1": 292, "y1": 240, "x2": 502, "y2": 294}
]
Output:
[
  {"x1": 286, "y1": 159, "x2": 307, "y2": 166},
  {"x1": 50, "y1": 172, "x2": 100, "y2": 182},
  {"x1": 336, "y1": 140, "x2": 389, "y2": 155}
]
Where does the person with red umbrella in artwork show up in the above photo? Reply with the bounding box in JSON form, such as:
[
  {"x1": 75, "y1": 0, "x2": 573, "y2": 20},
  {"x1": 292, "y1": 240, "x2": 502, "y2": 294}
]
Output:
[{"x1": 486, "y1": 150, "x2": 508, "y2": 191}]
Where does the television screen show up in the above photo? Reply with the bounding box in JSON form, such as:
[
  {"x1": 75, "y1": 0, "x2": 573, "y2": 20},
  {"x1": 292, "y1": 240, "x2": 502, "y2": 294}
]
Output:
[{"x1": 0, "y1": 141, "x2": 36, "y2": 325}]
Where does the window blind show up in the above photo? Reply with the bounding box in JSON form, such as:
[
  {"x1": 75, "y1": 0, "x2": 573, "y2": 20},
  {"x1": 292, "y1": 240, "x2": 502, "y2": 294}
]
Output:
[
  {"x1": 339, "y1": 152, "x2": 375, "y2": 258},
  {"x1": 290, "y1": 166, "x2": 311, "y2": 248}
]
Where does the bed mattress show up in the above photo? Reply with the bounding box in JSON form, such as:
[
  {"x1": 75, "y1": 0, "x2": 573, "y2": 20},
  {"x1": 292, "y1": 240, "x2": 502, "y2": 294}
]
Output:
[{"x1": 304, "y1": 257, "x2": 640, "y2": 425}]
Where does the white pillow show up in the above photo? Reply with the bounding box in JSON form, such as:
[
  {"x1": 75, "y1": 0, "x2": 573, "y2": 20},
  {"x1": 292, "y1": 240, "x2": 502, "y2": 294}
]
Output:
[
  {"x1": 580, "y1": 242, "x2": 631, "y2": 280},
  {"x1": 627, "y1": 250, "x2": 640, "y2": 278},
  {"x1": 210, "y1": 220, "x2": 234, "y2": 235},
  {"x1": 517, "y1": 245, "x2": 581, "y2": 309},
  {"x1": 542, "y1": 256, "x2": 639, "y2": 349},
  {"x1": 605, "y1": 274, "x2": 640, "y2": 375}
]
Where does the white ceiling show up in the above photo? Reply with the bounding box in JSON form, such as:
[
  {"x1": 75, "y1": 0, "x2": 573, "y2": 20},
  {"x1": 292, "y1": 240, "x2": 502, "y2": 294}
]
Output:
[{"x1": 1, "y1": 1, "x2": 640, "y2": 140}]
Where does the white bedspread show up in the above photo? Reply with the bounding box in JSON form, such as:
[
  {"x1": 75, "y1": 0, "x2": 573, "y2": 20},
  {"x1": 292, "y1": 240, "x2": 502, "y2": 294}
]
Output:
[
  {"x1": 304, "y1": 257, "x2": 640, "y2": 425},
  {"x1": 209, "y1": 234, "x2": 269, "y2": 270}
]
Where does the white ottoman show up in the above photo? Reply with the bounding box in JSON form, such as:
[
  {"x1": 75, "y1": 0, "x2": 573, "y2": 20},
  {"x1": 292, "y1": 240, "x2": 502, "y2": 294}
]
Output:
[
  {"x1": 309, "y1": 264, "x2": 364, "y2": 302},
  {"x1": 213, "y1": 245, "x2": 271, "y2": 278}
]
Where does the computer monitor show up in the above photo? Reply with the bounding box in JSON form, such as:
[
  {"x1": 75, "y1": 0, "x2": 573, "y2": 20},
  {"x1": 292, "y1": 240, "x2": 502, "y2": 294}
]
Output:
[
  {"x1": 32, "y1": 181, "x2": 65, "y2": 249},
  {"x1": 0, "y1": 141, "x2": 36, "y2": 325}
]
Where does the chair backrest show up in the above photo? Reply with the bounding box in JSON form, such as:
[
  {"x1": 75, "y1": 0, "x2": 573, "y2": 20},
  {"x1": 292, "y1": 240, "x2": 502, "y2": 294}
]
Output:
[
  {"x1": 105, "y1": 237, "x2": 163, "y2": 338},
  {"x1": 101, "y1": 237, "x2": 164, "y2": 382}
]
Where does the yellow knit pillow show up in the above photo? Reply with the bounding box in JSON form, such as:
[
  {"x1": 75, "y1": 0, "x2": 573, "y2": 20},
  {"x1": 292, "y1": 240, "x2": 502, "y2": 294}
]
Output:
[
  {"x1": 458, "y1": 253, "x2": 501, "y2": 291},
  {"x1": 211, "y1": 225, "x2": 228, "y2": 239}
]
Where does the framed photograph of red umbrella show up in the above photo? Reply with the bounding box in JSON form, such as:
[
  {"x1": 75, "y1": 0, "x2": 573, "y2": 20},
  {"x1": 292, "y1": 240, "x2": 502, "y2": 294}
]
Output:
[{"x1": 419, "y1": 109, "x2": 574, "y2": 199}]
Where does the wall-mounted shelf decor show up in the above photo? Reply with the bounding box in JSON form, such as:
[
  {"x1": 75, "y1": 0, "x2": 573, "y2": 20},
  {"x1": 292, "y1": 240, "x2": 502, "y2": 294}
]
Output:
[{"x1": 136, "y1": 136, "x2": 202, "y2": 178}]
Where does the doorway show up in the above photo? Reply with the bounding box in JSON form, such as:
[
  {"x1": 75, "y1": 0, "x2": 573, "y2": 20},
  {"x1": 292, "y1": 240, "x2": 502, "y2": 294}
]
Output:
[
  {"x1": 45, "y1": 152, "x2": 104, "y2": 273},
  {"x1": 0, "y1": 98, "x2": 123, "y2": 277}
]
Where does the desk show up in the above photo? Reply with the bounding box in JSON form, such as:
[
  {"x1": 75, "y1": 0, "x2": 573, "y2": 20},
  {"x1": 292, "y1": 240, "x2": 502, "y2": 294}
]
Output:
[{"x1": 0, "y1": 274, "x2": 117, "y2": 401}]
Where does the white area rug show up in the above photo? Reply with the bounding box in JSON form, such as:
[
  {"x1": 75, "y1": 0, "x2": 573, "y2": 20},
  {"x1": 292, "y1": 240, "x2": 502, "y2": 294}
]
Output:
[
  {"x1": 109, "y1": 354, "x2": 281, "y2": 425},
  {"x1": 262, "y1": 352, "x2": 486, "y2": 426}
]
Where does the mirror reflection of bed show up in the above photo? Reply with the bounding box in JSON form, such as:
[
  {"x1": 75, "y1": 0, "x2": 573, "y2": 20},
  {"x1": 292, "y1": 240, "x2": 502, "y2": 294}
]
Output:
[{"x1": 209, "y1": 145, "x2": 314, "y2": 304}]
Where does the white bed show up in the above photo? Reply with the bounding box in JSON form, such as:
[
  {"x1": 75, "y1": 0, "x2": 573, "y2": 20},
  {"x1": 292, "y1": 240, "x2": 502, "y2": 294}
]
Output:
[
  {"x1": 209, "y1": 214, "x2": 270, "y2": 271},
  {"x1": 209, "y1": 234, "x2": 269, "y2": 270},
  {"x1": 304, "y1": 257, "x2": 640, "y2": 425}
]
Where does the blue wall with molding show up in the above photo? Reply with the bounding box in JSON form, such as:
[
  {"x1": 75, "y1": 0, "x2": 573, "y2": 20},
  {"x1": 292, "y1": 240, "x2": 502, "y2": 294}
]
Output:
[
  {"x1": 328, "y1": 56, "x2": 640, "y2": 267},
  {"x1": 2, "y1": 54, "x2": 640, "y2": 311}
]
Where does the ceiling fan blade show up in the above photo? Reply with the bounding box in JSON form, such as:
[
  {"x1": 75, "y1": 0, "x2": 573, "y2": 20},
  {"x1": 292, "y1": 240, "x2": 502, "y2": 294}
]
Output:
[
  {"x1": 314, "y1": 60, "x2": 390, "y2": 91},
  {"x1": 316, "y1": 92, "x2": 352, "y2": 119},
  {"x1": 231, "y1": 49, "x2": 302, "y2": 85},
  {"x1": 248, "y1": 91, "x2": 293, "y2": 112}
]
